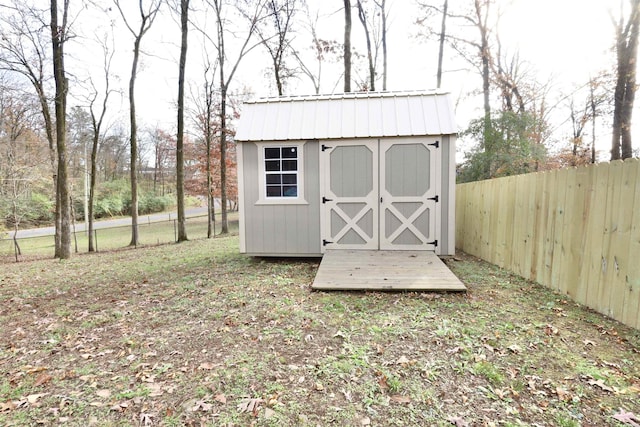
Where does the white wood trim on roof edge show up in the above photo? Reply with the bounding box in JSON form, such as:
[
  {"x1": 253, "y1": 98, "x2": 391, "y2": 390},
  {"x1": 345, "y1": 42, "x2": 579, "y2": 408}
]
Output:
[{"x1": 235, "y1": 91, "x2": 456, "y2": 142}]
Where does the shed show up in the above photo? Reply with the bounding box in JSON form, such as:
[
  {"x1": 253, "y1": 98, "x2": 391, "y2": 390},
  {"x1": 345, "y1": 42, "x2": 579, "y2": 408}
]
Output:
[{"x1": 235, "y1": 91, "x2": 457, "y2": 258}]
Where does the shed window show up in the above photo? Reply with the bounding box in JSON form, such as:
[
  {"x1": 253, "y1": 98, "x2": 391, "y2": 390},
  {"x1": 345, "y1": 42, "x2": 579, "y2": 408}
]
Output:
[{"x1": 264, "y1": 146, "x2": 299, "y2": 198}]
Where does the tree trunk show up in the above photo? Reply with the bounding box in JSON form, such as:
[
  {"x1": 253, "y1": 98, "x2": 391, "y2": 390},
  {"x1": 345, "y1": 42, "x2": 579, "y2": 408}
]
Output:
[
  {"x1": 437, "y1": 0, "x2": 448, "y2": 89},
  {"x1": 590, "y1": 83, "x2": 597, "y2": 164},
  {"x1": 88, "y1": 131, "x2": 99, "y2": 252},
  {"x1": 219, "y1": 82, "x2": 229, "y2": 234},
  {"x1": 344, "y1": 0, "x2": 352, "y2": 92},
  {"x1": 356, "y1": 0, "x2": 375, "y2": 91},
  {"x1": 274, "y1": 57, "x2": 283, "y2": 95},
  {"x1": 129, "y1": 35, "x2": 141, "y2": 247},
  {"x1": 622, "y1": 3, "x2": 640, "y2": 159},
  {"x1": 611, "y1": 0, "x2": 640, "y2": 160},
  {"x1": 475, "y1": 0, "x2": 492, "y2": 151},
  {"x1": 176, "y1": 0, "x2": 189, "y2": 242},
  {"x1": 50, "y1": 0, "x2": 71, "y2": 259},
  {"x1": 381, "y1": 0, "x2": 387, "y2": 91}
]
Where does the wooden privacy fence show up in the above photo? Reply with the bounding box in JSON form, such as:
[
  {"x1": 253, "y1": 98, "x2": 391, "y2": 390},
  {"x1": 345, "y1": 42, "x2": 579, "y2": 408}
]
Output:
[{"x1": 456, "y1": 159, "x2": 640, "y2": 330}]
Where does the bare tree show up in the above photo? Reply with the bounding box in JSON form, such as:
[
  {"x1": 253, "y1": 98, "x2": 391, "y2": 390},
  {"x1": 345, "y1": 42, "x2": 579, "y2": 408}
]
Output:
[
  {"x1": 0, "y1": 86, "x2": 44, "y2": 261},
  {"x1": 50, "y1": 0, "x2": 72, "y2": 259},
  {"x1": 256, "y1": 0, "x2": 299, "y2": 95},
  {"x1": 436, "y1": 0, "x2": 447, "y2": 88},
  {"x1": 290, "y1": 4, "x2": 343, "y2": 94},
  {"x1": 191, "y1": 58, "x2": 218, "y2": 238},
  {"x1": 86, "y1": 34, "x2": 115, "y2": 252},
  {"x1": 113, "y1": 0, "x2": 162, "y2": 247},
  {"x1": 611, "y1": 0, "x2": 640, "y2": 160},
  {"x1": 207, "y1": 0, "x2": 266, "y2": 234},
  {"x1": 176, "y1": 0, "x2": 190, "y2": 242},
  {"x1": 343, "y1": 0, "x2": 352, "y2": 92},
  {"x1": 417, "y1": 0, "x2": 495, "y2": 144},
  {"x1": 0, "y1": 2, "x2": 61, "y2": 252},
  {"x1": 356, "y1": 0, "x2": 375, "y2": 90},
  {"x1": 374, "y1": 0, "x2": 388, "y2": 90}
]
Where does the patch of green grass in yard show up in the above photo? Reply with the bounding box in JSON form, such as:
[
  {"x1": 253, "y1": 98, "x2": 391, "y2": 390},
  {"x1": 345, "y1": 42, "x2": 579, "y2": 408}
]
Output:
[{"x1": 471, "y1": 361, "x2": 504, "y2": 386}]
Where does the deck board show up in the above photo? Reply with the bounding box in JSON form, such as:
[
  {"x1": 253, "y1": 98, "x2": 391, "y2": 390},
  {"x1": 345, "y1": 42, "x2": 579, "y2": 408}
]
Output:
[{"x1": 312, "y1": 250, "x2": 466, "y2": 291}]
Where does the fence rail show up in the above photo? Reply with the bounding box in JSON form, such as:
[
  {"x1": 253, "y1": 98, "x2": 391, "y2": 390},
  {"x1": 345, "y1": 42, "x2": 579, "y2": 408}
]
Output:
[
  {"x1": 1, "y1": 212, "x2": 238, "y2": 262},
  {"x1": 456, "y1": 159, "x2": 640, "y2": 330}
]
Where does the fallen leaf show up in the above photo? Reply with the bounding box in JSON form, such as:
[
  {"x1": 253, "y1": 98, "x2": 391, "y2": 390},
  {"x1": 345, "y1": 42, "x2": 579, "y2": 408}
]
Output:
[
  {"x1": 22, "y1": 365, "x2": 48, "y2": 374},
  {"x1": 507, "y1": 344, "x2": 522, "y2": 354},
  {"x1": 26, "y1": 393, "x2": 48, "y2": 404},
  {"x1": 360, "y1": 416, "x2": 371, "y2": 425},
  {"x1": 447, "y1": 415, "x2": 469, "y2": 427},
  {"x1": 588, "y1": 379, "x2": 614, "y2": 393},
  {"x1": 34, "y1": 373, "x2": 52, "y2": 387},
  {"x1": 198, "y1": 362, "x2": 215, "y2": 370},
  {"x1": 396, "y1": 355, "x2": 410, "y2": 365},
  {"x1": 1, "y1": 401, "x2": 16, "y2": 412},
  {"x1": 139, "y1": 413, "x2": 154, "y2": 426},
  {"x1": 237, "y1": 397, "x2": 263, "y2": 415},
  {"x1": 147, "y1": 383, "x2": 164, "y2": 397},
  {"x1": 110, "y1": 401, "x2": 129, "y2": 412},
  {"x1": 96, "y1": 389, "x2": 111, "y2": 398},
  {"x1": 191, "y1": 399, "x2": 213, "y2": 412},
  {"x1": 613, "y1": 408, "x2": 640, "y2": 427},
  {"x1": 390, "y1": 395, "x2": 412, "y2": 404},
  {"x1": 214, "y1": 394, "x2": 227, "y2": 404},
  {"x1": 583, "y1": 339, "x2": 596, "y2": 346}
]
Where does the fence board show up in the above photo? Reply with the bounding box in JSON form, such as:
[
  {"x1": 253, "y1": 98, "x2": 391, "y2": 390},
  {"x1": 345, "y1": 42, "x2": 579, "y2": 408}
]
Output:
[
  {"x1": 456, "y1": 161, "x2": 639, "y2": 330},
  {"x1": 622, "y1": 159, "x2": 640, "y2": 328},
  {"x1": 610, "y1": 159, "x2": 638, "y2": 321},
  {"x1": 533, "y1": 171, "x2": 550, "y2": 285},
  {"x1": 575, "y1": 165, "x2": 597, "y2": 304},
  {"x1": 551, "y1": 168, "x2": 569, "y2": 292},
  {"x1": 564, "y1": 167, "x2": 586, "y2": 300},
  {"x1": 584, "y1": 163, "x2": 610, "y2": 312},
  {"x1": 599, "y1": 161, "x2": 624, "y2": 317}
]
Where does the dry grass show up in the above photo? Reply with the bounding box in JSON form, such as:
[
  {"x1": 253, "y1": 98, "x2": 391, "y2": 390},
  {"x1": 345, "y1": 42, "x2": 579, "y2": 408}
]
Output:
[{"x1": 1, "y1": 234, "x2": 639, "y2": 426}]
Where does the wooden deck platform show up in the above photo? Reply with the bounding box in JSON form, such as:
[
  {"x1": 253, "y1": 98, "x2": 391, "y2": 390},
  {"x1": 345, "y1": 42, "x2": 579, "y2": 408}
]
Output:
[{"x1": 311, "y1": 250, "x2": 467, "y2": 291}]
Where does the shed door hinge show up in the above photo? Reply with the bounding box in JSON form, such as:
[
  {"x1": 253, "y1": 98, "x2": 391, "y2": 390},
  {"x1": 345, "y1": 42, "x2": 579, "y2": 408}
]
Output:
[
  {"x1": 428, "y1": 141, "x2": 440, "y2": 148},
  {"x1": 428, "y1": 195, "x2": 439, "y2": 203},
  {"x1": 427, "y1": 239, "x2": 438, "y2": 247},
  {"x1": 322, "y1": 196, "x2": 333, "y2": 204},
  {"x1": 323, "y1": 239, "x2": 333, "y2": 246},
  {"x1": 321, "y1": 144, "x2": 333, "y2": 151}
]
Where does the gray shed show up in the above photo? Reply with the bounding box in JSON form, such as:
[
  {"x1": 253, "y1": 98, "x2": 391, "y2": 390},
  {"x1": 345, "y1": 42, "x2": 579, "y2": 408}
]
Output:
[{"x1": 235, "y1": 91, "x2": 457, "y2": 258}]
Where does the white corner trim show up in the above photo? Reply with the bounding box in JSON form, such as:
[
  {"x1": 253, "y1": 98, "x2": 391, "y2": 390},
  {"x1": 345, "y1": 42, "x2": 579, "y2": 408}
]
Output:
[{"x1": 237, "y1": 142, "x2": 246, "y2": 253}]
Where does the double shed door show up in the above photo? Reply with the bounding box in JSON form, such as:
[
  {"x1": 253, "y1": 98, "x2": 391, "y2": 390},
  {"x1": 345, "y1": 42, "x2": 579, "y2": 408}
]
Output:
[{"x1": 320, "y1": 138, "x2": 439, "y2": 252}]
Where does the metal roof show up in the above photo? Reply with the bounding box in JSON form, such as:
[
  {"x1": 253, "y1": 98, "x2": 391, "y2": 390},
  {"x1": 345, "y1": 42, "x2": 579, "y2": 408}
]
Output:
[{"x1": 235, "y1": 91, "x2": 457, "y2": 142}]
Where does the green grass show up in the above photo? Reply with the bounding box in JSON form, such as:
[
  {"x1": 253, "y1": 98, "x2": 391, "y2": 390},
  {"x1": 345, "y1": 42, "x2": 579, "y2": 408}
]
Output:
[
  {"x1": 0, "y1": 212, "x2": 238, "y2": 260},
  {"x1": 0, "y1": 234, "x2": 639, "y2": 426}
]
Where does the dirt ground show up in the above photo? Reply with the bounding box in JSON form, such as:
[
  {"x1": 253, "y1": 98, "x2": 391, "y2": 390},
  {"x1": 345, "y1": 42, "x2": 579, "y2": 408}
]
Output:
[{"x1": 1, "y1": 235, "x2": 639, "y2": 426}]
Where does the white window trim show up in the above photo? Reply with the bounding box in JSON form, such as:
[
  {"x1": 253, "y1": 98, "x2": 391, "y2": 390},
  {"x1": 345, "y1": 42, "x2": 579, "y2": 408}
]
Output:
[{"x1": 256, "y1": 141, "x2": 308, "y2": 205}]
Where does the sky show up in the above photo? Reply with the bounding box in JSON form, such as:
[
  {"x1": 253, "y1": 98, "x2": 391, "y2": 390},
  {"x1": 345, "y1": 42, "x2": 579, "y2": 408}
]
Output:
[{"x1": 64, "y1": 0, "x2": 621, "y2": 160}]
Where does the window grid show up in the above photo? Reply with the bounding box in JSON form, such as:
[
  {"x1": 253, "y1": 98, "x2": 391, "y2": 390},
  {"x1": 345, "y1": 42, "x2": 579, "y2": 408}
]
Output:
[{"x1": 264, "y1": 146, "x2": 298, "y2": 198}]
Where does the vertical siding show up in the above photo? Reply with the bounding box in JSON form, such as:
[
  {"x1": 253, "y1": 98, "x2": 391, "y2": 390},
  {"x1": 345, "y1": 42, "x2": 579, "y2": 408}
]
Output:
[{"x1": 241, "y1": 141, "x2": 321, "y2": 255}]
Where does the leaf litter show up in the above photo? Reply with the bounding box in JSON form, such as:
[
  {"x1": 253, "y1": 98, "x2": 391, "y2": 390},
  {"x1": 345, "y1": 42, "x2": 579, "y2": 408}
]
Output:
[{"x1": 0, "y1": 236, "x2": 639, "y2": 425}]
